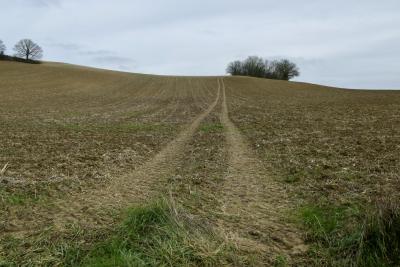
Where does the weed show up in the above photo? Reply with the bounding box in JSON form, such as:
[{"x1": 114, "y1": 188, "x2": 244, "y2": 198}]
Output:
[
  {"x1": 274, "y1": 255, "x2": 288, "y2": 267},
  {"x1": 357, "y1": 199, "x2": 400, "y2": 266},
  {"x1": 0, "y1": 187, "x2": 49, "y2": 207},
  {"x1": 63, "y1": 199, "x2": 242, "y2": 267},
  {"x1": 300, "y1": 198, "x2": 400, "y2": 266},
  {"x1": 284, "y1": 175, "x2": 300, "y2": 183},
  {"x1": 0, "y1": 189, "x2": 29, "y2": 206}
]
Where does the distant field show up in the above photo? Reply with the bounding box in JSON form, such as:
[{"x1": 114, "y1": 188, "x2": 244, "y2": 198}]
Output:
[{"x1": 1, "y1": 61, "x2": 399, "y2": 266}]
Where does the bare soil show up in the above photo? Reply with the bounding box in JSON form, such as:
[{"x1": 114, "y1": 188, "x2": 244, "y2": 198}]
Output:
[{"x1": 1, "y1": 61, "x2": 399, "y2": 265}]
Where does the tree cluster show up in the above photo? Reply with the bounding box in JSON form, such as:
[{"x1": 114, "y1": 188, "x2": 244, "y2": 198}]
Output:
[
  {"x1": 226, "y1": 56, "x2": 300, "y2": 81},
  {"x1": 0, "y1": 39, "x2": 43, "y2": 62}
]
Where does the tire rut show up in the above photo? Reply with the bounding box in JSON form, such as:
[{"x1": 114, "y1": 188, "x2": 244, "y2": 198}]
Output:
[
  {"x1": 218, "y1": 78, "x2": 306, "y2": 261},
  {"x1": 4, "y1": 81, "x2": 221, "y2": 237}
]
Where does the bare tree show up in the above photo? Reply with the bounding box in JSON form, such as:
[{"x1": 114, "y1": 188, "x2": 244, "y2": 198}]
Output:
[
  {"x1": 226, "y1": 60, "x2": 243, "y2": 76},
  {"x1": 14, "y1": 39, "x2": 43, "y2": 60},
  {"x1": 242, "y1": 56, "x2": 266, "y2": 78},
  {"x1": 274, "y1": 59, "x2": 300, "y2": 81},
  {"x1": 264, "y1": 60, "x2": 279, "y2": 79},
  {"x1": 0, "y1": 40, "x2": 6, "y2": 55}
]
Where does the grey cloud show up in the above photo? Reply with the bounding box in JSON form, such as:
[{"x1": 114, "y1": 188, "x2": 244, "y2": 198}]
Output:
[
  {"x1": 91, "y1": 56, "x2": 136, "y2": 72},
  {"x1": 17, "y1": 0, "x2": 61, "y2": 7},
  {"x1": 92, "y1": 56, "x2": 135, "y2": 64},
  {"x1": 118, "y1": 65, "x2": 132, "y2": 71},
  {"x1": 80, "y1": 50, "x2": 114, "y2": 56},
  {"x1": 44, "y1": 41, "x2": 131, "y2": 67},
  {"x1": 1, "y1": 0, "x2": 400, "y2": 89},
  {"x1": 46, "y1": 42, "x2": 82, "y2": 50},
  {"x1": 46, "y1": 43, "x2": 113, "y2": 56}
]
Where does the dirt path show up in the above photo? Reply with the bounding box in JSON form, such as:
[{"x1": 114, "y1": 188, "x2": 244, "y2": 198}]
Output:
[
  {"x1": 4, "y1": 81, "x2": 221, "y2": 237},
  {"x1": 218, "y1": 78, "x2": 306, "y2": 261}
]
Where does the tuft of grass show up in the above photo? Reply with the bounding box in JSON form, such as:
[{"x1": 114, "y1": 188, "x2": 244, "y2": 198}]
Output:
[
  {"x1": 5, "y1": 194, "x2": 27, "y2": 205},
  {"x1": 64, "y1": 199, "x2": 243, "y2": 267},
  {"x1": 357, "y1": 199, "x2": 400, "y2": 267},
  {"x1": 300, "y1": 198, "x2": 400, "y2": 266},
  {"x1": 0, "y1": 188, "x2": 49, "y2": 207},
  {"x1": 283, "y1": 175, "x2": 301, "y2": 183},
  {"x1": 274, "y1": 255, "x2": 288, "y2": 267},
  {"x1": 301, "y1": 205, "x2": 352, "y2": 241},
  {"x1": 0, "y1": 189, "x2": 30, "y2": 206}
]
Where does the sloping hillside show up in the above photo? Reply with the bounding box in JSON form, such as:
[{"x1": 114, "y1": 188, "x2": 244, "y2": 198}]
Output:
[{"x1": 1, "y1": 61, "x2": 399, "y2": 266}]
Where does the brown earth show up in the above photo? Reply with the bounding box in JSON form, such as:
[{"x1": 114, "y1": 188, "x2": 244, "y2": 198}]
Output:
[{"x1": 1, "y1": 61, "x2": 399, "y2": 265}]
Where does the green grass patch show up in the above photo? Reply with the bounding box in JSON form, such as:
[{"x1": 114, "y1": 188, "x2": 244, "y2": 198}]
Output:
[
  {"x1": 63, "y1": 199, "x2": 245, "y2": 266},
  {"x1": 283, "y1": 174, "x2": 301, "y2": 183},
  {"x1": 273, "y1": 255, "x2": 288, "y2": 267},
  {"x1": 5, "y1": 193, "x2": 26, "y2": 205},
  {"x1": 299, "y1": 199, "x2": 400, "y2": 266},
  {"x1": 0, "y1": 189, "x2": 35, "y2": 206},
  {"x1": 200, "y1": 123, "x2": 224, "y2": 133}
]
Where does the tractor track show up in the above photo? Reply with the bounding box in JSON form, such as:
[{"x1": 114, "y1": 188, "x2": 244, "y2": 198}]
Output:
[
  {"x1": 2, "y1": 79, "x2": 221, "y2": 238},
  {"x1": 218, "y1": 78, "x2": 306, "y2": 262}
]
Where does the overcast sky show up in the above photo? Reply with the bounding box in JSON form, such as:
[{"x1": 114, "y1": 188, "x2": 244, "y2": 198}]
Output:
[{"x1": 1, "y1": 0, "x2": 399, "y2": 89}]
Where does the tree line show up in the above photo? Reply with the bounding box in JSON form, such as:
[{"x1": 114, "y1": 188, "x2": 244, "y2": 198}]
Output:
[
  {"x1": 226, "y1": 56, "x2": 300, "y2": 81},
  {"x1": 0, "y1": 39, "x2": 43, "y2": 63}
]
